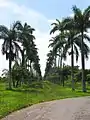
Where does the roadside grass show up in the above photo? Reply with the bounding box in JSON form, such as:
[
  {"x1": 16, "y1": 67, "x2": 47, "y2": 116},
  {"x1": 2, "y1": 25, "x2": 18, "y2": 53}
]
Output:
[{"x1": 0, "y1": 81, "x2": 90, "y2": 119}]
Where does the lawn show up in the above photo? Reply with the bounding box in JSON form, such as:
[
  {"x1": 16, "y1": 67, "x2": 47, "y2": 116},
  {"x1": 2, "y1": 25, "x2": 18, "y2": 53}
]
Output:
[{"x1": 0, "y1": 81, "x2": 90, "y2": 119}]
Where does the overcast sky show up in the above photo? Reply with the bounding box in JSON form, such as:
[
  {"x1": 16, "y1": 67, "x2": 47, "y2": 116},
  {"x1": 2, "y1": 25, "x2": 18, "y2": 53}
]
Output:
[{"x1": 0, "y1": 0, "x2": 90, "y2": 76}]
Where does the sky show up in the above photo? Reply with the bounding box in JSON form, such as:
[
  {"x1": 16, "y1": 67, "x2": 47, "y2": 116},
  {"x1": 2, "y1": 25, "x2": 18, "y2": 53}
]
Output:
[{"x1": 0, "y1": 0, "x2": 90, "y2": 76}]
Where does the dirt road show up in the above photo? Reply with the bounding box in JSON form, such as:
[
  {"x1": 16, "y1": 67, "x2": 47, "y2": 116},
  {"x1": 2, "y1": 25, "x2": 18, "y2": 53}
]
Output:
[{"x1": 1, "y1": 97, "x2": 90, "y2": 120}]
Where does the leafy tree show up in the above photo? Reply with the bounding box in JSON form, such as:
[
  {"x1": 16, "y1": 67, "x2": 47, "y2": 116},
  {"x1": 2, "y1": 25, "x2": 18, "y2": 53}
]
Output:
[
  {"x1": 70, "y1": 6, "x2": 90, "y2": 92},
  {"x1": 0, "y1": 21, "x2": 21, "y2": 89}
]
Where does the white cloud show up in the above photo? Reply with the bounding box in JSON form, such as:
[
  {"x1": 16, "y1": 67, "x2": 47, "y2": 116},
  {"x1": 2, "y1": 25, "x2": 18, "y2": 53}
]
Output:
[
  {"x1": 0, "y1": 0, "x2": 50, "y2": 31},
  {"x1": 48, "y1": 19, "x2": 56, "y2": 24},
  {"x1": 0, "y1": 40, "x2": 8, "y2": 75},
  {"x1": 35, "y1": 29, "x2": 50, "y2": 75},
  {"x1": 69, "y1": 13, "x2": 74, "y2": 17}
]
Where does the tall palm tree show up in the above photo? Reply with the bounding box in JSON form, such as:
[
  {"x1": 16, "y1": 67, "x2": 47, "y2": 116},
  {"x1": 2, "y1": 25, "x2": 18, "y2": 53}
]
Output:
[
  {"x1": 64, "y1": 30, "x2": 90, "y2": 90},
  {"x1": 15, "y1": 22, "x2": 35, "y2": 83},
  {"x1": 50, "y1": 19, "x2": 67, "y2": 84},
  {"x1": 49, "y1": 37, "x2": 58, "y2": 67},
  {"x1": 27, "y1": 42, "x2": 38, "y2": 77},
  {"x1": 16, "y1": 22, "x2": 35, "y2": 67},
  {"x1": 72, "y1": 6, "x2": 90, "y2": 92},
  {"x1": 44, "y1": 50, "x2": 54, "y2": 78},
  {"x1": 49, "y1": 32, "x2": 67, "y2": 84},
  {"x1": 62, "y1": 6, "x2": 90, "y2": 92},
  {"x1": 0, "y1": 21, "x2": 21, "y2": 89}
]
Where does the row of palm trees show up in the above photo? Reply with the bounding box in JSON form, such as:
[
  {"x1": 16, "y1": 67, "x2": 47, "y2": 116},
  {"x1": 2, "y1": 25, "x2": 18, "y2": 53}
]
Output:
[
  {"x1": 0, "y1": 21, "x2": 42, "y2": 89},
  {"x1": 45, "y1": 5, "x2": 90, "y2": 92}
]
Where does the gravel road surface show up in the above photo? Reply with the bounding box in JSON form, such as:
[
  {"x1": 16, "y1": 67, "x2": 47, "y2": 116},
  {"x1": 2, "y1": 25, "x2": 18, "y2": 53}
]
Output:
[{"x1": 1, "y1": 97, "x2": 90, "y2": 120}]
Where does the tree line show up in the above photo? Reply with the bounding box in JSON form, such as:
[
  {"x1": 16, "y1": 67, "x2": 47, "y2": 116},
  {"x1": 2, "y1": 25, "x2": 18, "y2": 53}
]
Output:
[
  {"x1": 0, "y1": 21, "x2": 42, "y2": 89},
  {"x1": 44, "y1": 5, "x2": 90, "y2": 92}
]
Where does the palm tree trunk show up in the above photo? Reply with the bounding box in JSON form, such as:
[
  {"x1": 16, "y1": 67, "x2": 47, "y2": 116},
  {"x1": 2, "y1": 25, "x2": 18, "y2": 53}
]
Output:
[
  {"x1": 60, "y1": 55, "x2": 62, "y2": 69},
  {"x1": 81, "y1": 31, "x2": 86, "y2": 92},
  {"x1": 30, "y1": 60, "x2": 32, "y2": 72},
  {"x1": 62, "y1": 63, "x2": 64, "y2": 87},
  {"x1": 58, "y1": 49, "x2": 60, "y2": 68},
  {"x1": 26, "y1": 58, "x2": 28, "y2": 70},
  {"x1": 58, "y1": 49, "x2": 60, "y2": 84},
  {"x1": 54, "y1": 55, "x2": 57, "y2": 67},
  {"x1": 60, "y1": 54, "x2": 63, "y2": 85},
  {"x1": 30, "y1": 61, "x2": 33, "y2": 82},
  {"x1": 9, "y1": 39, "x2": 12, "y2": 89},
  {"x1": 9, "y1": 57, "x2": 12, "y2": 89},
  {"x1": 22, "y1": 50, "x2": 24, "y2": 67},
  {"x1": 21, "y1": 49, "x2": 24, "y2": 84},
  {"x1": 71, "y1": 44, "x2": 75, "y2": 91}
]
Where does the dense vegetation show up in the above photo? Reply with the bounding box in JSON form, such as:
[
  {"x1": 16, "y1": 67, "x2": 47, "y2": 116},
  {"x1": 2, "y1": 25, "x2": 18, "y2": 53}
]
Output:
[
  {"x1": 45, "y1": 5, "x2": 90, "y2": 92},
  {"x1": 0, "y1": 5, "x2": 90, "y2": 118},
  {"x1": 0, "y1": 80, "x2": 90, "y2": 119},
  {"x1": 0, "y1": 21, "x2": 42, "y2": 89}
]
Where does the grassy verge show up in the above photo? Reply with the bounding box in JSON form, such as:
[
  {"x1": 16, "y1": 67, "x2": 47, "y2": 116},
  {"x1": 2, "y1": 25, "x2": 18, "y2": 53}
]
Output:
[{"x1": 0, "y1": 81, "x2": 90, "y2": 119}]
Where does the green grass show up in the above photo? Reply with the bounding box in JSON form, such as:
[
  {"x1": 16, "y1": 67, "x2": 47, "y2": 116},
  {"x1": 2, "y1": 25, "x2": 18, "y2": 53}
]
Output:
[{"x1": 0, "y1": 81, "x2": 90, "y2": 119}]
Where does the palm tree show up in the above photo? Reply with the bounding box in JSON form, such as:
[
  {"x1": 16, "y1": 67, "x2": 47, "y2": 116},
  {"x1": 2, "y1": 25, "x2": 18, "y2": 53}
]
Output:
[
  {"x1": 44, "y1": 50, "x2": 54, "y2": 78},
  {"x1": 28, "y1": 45, "x2": 38, "y2": 77},
  {"x1": 64, "y1": 30, "x2": 87, "y2": 90},
  {"x1": 72, "y1": 6, "x2": 90, "y2": 92},
  {"x1": 49, "y1": 37, "x2": 58, "y2": 67},
  {"x1": 15, "y1": 22, "x2": 35, "y2": 83},
  {"x1": 0, "y1": 21, "x2": 21, "y2": 89},
  {"x1": 63, "y1": 17, "x2": 90, "y2": 91},
  {"x1": 16, "y1": 22, "x2": 35, "y2": 67},
  {"x1": 50, "y1": 19, "x2": 68, "y2": 84},
  {"x1": 49, "y1": 29, "x2": 68, "y2": 83}
]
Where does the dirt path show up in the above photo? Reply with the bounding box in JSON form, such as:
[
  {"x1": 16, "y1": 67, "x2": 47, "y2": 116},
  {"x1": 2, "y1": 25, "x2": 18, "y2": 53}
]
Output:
[{"x1": 1, "y1": 97, "x2": 90, "y2": 120}]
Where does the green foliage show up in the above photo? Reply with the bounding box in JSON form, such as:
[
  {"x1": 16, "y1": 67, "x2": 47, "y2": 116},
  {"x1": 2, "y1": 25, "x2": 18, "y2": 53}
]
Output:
[
  {"x1": 1, "y1": 5, "x2": 90, "y2": 118},
  {"x1": 45, "y1": 5, "x2": 90, "y2": 92},
  {"x1": 45, "y1": 65, "x2": 81, "y2": 85},
  {"x1": 0, "y1": 21, "x2": 42, "y2": 89},
  {"x1": 86, "y1": 74, "x2": 90, "y2": 83},
  {"x1": 0, "y1": 81, "x2": 90, "y2": 119}
]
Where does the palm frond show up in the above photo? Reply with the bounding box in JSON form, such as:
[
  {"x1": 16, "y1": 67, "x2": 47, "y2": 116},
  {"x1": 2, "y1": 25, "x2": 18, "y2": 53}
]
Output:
[
  {"x1": 83, "y1": 42, "x2": 90, "y2": 59},
  {"x1": 11, "y1": 21, "x2": 21, "y2": 30},
  {"x1": 50, "y1": 26, "x2": 58, "y2": 34},
  {"x1": 13, "y1": 41, "x2": 22, "y2": 54},
  {"x1": 72, "y1": 5, "x2": 82, "y2": 18},
  {"x1": 0, "y1": 25, "x2": 9, "y2": 34},
  {"x1": 56, "y1": 19, "x2": 61, "y2": 24},
  {"x1": 62, "y1": 17, "x2": 74, "y2": 30},
  {"x1": 83, "y1": 6, "x2": 90, "y2": 21},
  {"x1": 83, "y1": 34, "x2": 90, "y2": 42}
]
